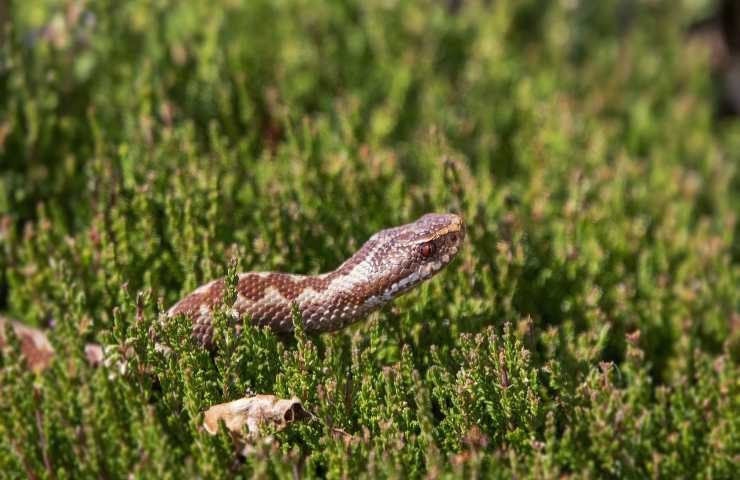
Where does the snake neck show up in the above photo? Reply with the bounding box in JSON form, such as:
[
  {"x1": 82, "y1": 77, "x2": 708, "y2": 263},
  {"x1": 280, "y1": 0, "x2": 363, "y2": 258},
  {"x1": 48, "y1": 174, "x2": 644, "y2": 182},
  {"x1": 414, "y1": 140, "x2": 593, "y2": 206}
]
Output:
[{"x1": 318, "y1": 247, "x2": 414, "y2": 316}]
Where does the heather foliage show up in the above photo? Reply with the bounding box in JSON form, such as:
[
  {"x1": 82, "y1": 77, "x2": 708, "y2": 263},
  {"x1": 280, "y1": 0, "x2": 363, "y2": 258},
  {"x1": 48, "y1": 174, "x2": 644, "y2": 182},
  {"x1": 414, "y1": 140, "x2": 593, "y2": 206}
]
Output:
[{"x1": 1, "y1": 0, "x2": 739, "y2": 478}]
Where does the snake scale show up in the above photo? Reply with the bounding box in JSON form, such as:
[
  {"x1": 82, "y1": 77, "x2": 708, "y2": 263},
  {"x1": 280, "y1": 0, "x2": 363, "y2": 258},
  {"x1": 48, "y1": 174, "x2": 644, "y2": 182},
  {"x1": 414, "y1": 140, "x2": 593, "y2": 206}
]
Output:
[{"x1": 1, "y1": 213, "x2": 465, "y2": 369}]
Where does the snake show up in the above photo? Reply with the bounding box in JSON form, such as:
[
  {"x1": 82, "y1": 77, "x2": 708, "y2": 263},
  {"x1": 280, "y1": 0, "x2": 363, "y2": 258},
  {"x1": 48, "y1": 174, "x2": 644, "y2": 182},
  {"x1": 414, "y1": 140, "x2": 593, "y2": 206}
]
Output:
[{"x1": 1, "y1": 213, "x2": 465, "y2": 369}]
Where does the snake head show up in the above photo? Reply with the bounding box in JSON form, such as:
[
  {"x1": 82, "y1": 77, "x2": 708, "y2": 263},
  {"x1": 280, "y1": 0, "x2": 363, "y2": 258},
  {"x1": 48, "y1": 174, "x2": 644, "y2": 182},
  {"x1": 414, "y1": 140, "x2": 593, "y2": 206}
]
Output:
[
  {"x1": 366, "y1": 212, "x2": 466, "y2": 301},
  {"x1": 404, "y1": 212, "x2": 465, "y2": 277}
]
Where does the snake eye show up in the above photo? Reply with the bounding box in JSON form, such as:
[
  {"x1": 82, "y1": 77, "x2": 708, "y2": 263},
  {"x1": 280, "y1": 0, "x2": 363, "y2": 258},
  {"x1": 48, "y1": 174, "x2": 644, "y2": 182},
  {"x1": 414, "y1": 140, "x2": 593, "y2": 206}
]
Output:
[{"x1": 420, "y1": 242, "x2": 435, "y2": 258}]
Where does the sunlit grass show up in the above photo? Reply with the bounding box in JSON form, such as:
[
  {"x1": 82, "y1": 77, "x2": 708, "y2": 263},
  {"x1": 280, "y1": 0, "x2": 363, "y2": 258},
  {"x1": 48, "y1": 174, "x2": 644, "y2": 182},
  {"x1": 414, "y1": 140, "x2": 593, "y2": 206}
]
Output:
[{"x1": 1, "y1": 0, "x2": 738, "y2": 477}]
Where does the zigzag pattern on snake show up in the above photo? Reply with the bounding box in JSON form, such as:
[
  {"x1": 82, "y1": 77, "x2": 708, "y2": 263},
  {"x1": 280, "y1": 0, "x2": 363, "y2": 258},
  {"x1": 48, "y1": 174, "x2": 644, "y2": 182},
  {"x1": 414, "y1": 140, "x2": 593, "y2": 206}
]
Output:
[{"x1": 168, "y1": 213, "x2": 465, "y2": 346}]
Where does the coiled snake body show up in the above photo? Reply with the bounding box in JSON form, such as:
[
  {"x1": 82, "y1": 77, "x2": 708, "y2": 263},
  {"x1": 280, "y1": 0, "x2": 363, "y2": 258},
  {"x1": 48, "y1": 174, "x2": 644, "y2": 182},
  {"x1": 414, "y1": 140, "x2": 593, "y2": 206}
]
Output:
[{"x1": 2, "y1": 213, "x2": 465, "y2": 368}]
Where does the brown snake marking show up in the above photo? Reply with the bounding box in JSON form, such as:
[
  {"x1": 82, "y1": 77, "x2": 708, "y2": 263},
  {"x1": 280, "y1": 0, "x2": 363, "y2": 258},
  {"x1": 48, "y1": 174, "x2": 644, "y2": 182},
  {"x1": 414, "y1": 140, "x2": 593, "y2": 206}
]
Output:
[
  {"x1": 168, "y1": 213, "x2": 465, "y2": 346},
  {"x1": 1, "y1": 213, "x2": 465, "y2": 368}
]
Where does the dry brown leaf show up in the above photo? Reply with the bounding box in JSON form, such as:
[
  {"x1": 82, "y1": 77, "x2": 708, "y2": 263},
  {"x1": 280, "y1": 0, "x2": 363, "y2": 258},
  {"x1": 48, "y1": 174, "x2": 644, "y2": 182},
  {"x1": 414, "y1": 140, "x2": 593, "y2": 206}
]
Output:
[
  {"x1": 0, "y1": 316, "x2": 56, "y2": 372},
  {"x1": 203, "y1": 394, "x2": 310, "y2": 439},
  {"x1": 84, "y1": 344, "x2": 105, "y2": 366},
  {"x1": 0, "y1": 316, "x2": 106, "y2": 372}
]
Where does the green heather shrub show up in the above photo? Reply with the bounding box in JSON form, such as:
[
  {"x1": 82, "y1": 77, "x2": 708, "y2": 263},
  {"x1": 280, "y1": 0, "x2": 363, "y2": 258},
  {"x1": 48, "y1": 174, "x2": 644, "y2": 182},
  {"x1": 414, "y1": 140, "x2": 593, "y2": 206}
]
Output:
[{"x1": 1, "y1": 0, "x2": 738, "y2": 478}]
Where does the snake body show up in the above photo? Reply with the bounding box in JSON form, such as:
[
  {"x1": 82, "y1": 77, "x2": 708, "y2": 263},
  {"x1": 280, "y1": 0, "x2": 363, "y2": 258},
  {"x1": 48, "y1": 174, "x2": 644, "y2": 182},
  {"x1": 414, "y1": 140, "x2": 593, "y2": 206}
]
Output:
[
  {"x1": 1, "y1": 213, "x2": 465, "y2": 368},
  {"x1": 168, "y1": 213, "x2": 465, "y2": 346}
]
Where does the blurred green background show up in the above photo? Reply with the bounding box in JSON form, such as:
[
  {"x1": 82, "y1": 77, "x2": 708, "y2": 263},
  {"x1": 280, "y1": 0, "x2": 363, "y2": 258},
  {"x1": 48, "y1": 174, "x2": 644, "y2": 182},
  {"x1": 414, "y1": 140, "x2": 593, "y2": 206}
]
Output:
[{"x1": 0, "y1": 0, "x2": 738, "y2": 478}]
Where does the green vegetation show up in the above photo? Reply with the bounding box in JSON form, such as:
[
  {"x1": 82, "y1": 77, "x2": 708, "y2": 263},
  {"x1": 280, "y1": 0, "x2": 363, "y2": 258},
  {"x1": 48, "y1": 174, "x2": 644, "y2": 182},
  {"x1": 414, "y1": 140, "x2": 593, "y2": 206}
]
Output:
[{"x1": 1, "y1": 0, "x2": 738, "y2": 477}]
